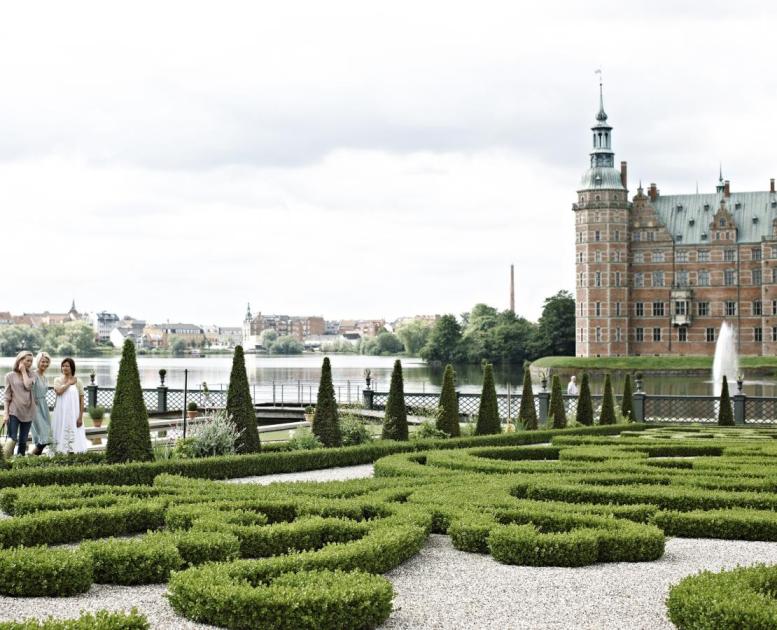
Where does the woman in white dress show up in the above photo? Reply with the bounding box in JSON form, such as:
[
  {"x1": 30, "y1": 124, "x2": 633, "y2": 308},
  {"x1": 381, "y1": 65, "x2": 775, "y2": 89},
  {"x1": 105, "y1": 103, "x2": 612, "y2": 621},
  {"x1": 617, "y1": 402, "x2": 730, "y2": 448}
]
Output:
[{"x1": 52, "y1": 357, "x2": 89, "y2": 454}]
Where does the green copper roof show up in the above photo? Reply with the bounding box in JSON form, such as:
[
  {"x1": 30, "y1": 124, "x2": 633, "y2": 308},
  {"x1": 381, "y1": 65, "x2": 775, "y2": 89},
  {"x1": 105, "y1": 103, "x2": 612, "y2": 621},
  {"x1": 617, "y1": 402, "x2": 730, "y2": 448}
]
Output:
[
  {"x1": 579, "y1": 166, "x2": 625, "y2": 191},
  {"x1": 651, "y1": 191, "x2": 777, "y2": 245}
]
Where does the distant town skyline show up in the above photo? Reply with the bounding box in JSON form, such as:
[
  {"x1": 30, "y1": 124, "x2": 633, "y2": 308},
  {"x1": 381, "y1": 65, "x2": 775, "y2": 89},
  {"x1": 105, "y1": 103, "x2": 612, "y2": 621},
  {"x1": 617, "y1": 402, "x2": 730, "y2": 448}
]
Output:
[{"x1": 3, "y1": 2, "x2": 777, "y2": 323}]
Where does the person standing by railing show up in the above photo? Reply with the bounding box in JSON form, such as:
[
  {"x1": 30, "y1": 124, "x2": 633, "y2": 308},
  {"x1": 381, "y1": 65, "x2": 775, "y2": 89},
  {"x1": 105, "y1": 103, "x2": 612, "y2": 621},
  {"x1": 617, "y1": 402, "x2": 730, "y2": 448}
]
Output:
[
  {"x1": 566, "y1": 375, "x2": 578, "y2": 416},
  {"x1": 3, "y1": 350, "x2": 36, "y2": 457},
  {"x1": 31, "y1": 352, "x2": 53, "y2": 455}
]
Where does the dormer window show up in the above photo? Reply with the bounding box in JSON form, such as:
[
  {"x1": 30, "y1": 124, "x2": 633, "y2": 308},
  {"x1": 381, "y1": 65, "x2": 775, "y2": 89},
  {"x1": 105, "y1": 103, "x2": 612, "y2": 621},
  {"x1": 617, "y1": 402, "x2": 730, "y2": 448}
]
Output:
[
  {"x1": 676, "y1": 205, "x2": 683, "y2": 211},
  {"x1": 753, "y1": 217, "x2": 759, "y2": 224},
  {"x1": 689, "y1": 219, "x2": 695, "y2": 226},
  {"x1": 719, "y1": 219, "x2": 726, "y2": 227},
  {"x1": 676, "y1": 235, "x2": 683, "y2": 242},
  {"x1": 771, "y1": 201, "x2": 776, "y2": 209},
  {"x1": 703, "y1": 204, "x2": 710, "y2": 211},
  {"x1": 735, "y1": 202, "x2": 742, "y2": 210},
  {"x1": 701, "y1": 233, "x2": 708, "y2": 240}
]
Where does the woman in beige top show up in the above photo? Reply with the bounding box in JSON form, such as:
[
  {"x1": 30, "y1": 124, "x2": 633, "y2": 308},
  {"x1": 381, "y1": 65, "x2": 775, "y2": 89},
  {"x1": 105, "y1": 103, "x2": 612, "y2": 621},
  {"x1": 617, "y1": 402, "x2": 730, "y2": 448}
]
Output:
[{"x1": 3, "y1": 350, "x2": 35, "y2": 457}]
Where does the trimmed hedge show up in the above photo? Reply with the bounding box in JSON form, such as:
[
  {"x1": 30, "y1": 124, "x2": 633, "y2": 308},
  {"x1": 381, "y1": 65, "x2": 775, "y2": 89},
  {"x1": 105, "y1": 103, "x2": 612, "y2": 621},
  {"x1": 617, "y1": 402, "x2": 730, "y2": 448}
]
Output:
[
  {"x1": 82, "y1": 536, "x2": 182, "y2": 584},
  {"x1": 169, "y1": 568, "x2": 393, "y2": 630},
  {"x1": 0, "y1": 547, "x2": 92, "y2": 597},
  {"x1": 653, "y1": 508, "x2": 777, "y2": 541},
  {"x1": 0, "y1": 611, "x2": 149, "y2": 630},
  {"x1": 667, "y1": 564, "x2": 777, "y2": 629},
  {"x1": 489, "y1": 524, "x2": 599, "y2": 567}
]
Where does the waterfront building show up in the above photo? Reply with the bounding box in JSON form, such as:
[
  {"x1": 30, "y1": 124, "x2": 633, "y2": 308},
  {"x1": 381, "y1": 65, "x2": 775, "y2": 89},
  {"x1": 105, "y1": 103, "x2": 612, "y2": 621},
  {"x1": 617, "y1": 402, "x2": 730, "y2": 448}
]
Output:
[
  {"x1": 90, "y1": 311, "x2": 121, "y2": 343},
  {"x1": 574, "y1": 87, "x2": 777, "y2": 357}
]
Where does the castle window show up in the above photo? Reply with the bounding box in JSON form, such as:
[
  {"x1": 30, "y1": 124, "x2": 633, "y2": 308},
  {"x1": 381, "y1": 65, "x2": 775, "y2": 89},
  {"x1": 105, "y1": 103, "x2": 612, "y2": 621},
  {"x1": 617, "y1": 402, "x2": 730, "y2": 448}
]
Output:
[
  {"x1": 635, "y1": 302, "x2": 644, "y2": 317},
  {"x1": 634, "y1": 252, "x2": 644, "y2": 263},
  {"x1": 614, "y1": 230, "x2": 620, "y2": 241},
  {"x1": 698, "y1": 270, "x2": 710, "y2": 286},
  {"x1": 615, "y1": 271, "x2": 621, "y2": 287},
  {"x1": 634, "y1": 272, "x2": 644, "y2": 288},
  {"x1": 726, "y1": 301, "x2": 737, "y2": 317},
  {"x1": 595, "y1": 251, "x2": 602, "y2": 263},
  {"x1": 753, "y1": 217, "x2": 759, "y2": 224},
  {"x1": 633, "y1": 232, "x2": 641, "y2": 242},
  {"x1": 773, "y1": 268, "x2": 777, "y2": 284},
  {"x1": 653, "y1": 302, "x2": 665, "y2": 317},
  {"x1": 698, "y1": 250, "x2": 710, "y2": 262},
  {"x1": 689, "y1": 219, "x2": 695, "y2": 226},
  {"x1": 595, "y1": 327, "x2": 602, "y2": 342},
  {"x1": 676, "y1": 270, "x2": 689, "y2": 286},
  {"x1": 724, "y1": 249, "x2": 736, "y2": 262},
  {"x1": 615, "y1": 327, "x2": 622, "y2": 342},
  {"x1": 675, "y1": 301, "x2": 688, "y2": 316},
  {"x1": 652, "y1": 251, "x2": 665, "y2": 262},
  {"x1": 735, "y1": 202, "x2": 742, "y2": 210},
  {"x1": 720, "y1": 218, "x2": 726, "y2": 227},
  {"x1": 653, "y1": 270, "x2": 664, "y2": 287},
  {"x1": 772, "y1": 201, "x2": 777, "y2": 209},
  {"x1": 595, "y1": 302, "x2": 601, "y2": 316},
  {"x1": 706, "y1": 328, "x2": 715, "y2": 342},
  {"x1": 704, "y1": 204, "x2": 710, "y2": 211},
  {"x1": 698, "y1": 302, "x2": 709, "y2": 316},
  {"x1": 616, "y1": 302, "x2": 622, "y2": 316},
  {"x1": 647, "y1": 231, "x2": 655, "y2": 241},
  {"x1": 594, "y1": 272, "x2": 601, "y2": 287},
  {"x1": 755, "y1": 327, "x2": 763, "y2": 342},
  {"x1": 653, "y1": 328, "x2": 661, "y2": 342},
  {"x1": 773, "y1": 327, "x2": 777, "y2": 342},
  {"x1": 678, "y1": 328, "x2": 687, "y2": 342},
  {"x1": 636, "y1": 328, "x2": 644, "y2": 342},
  {"x1": 773, "y1": 299, "x2": 777, "y2": 315},
  {"x1": 676, "y1": 205, "x2": 683, "y2": 211},
  {"x1": 753, "y1": 269, "x2": 762, "y2": 285},
  {"x1": 753, "y1": 300, "x2": 763, "y2": 316},
  {"x1": 676, "y1": 250, "x2": 689, "y2": 263},
  {"x1": 701, "y1": 233, "x2": 707, "y2": 240},
  {"x1": 724, "y1": 269, "x2": 736, "y2": 286},
  {"x1": 595, "y1": 231, "x2": 601, "y2": 242},
  {"x1": 595, "y1": 195, "x2": 601, "y2": 201},
  {"x1": 676, "y1": 235, "x2": 683, "y2": 242},
  {"x1": 753, "y1": 247, "x2": 762, "y2": 260}
]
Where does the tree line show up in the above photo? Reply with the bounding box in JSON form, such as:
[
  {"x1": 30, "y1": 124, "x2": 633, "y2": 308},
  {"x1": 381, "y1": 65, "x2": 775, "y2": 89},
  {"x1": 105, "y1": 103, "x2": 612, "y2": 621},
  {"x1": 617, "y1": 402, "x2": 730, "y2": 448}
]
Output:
[{"x1": 0, "y1": 322, "x2": 97, "y2": 357}]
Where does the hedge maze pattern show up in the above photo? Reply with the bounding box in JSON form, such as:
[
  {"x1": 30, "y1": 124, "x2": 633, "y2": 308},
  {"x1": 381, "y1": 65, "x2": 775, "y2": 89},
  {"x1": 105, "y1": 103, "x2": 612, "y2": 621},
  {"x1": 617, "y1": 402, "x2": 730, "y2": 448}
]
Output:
[{"x1": 3, "y1": 424, "x2": 777, "y2": 629}]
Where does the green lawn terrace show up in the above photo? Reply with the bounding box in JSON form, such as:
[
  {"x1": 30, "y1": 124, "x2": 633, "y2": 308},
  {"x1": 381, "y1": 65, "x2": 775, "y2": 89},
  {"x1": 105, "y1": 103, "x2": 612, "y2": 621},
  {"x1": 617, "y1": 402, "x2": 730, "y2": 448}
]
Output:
[
  {"x1": 532, "y1": 354, "x2": 777, "y2": 373},
  {"x1": 2, "y1": 425, "x2": 777, "y2": 628}
]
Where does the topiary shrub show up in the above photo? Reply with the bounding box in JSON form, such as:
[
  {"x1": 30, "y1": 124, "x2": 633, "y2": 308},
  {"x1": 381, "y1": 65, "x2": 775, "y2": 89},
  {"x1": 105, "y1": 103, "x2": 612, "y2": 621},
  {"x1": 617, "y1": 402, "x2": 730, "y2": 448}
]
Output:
[
  {"x1": 436, "y1": 364, "x2": 460, "y2": 437},
  {"x1": 0, "y1": 610, "x2": 149, "y2": 629},
  {"x1": 341, "y1": 415, "x2": 373, "y2": 447},
  {"x1": 575, "y1": 372, "x2": 594, "y2": 426},
  {"x1": 621, "y1": 374, "x2": 633, "y2": 421},
  {"x1": 518, "y1": 369, "x2": 537, "y2": 430},
  {"x1": 488, "y1": 524, "x2": 599, "y2": 567},
  {"x1": 718, "y1": 375, "x2": 735, "y2": 426},
  {"x1": 475, "y1": 363, "x2": 501, "y2": 435},
  {"x1": 599, "y1": 374, "x2": 616, "y2": 425},
  {"x1": 382, "y1": 360, "x2": 408, "y2": 441},
  {"x1": 82, "y1": 536, "x2": 182, "y2": 585},
  {"x1": 548, "y1": 375, "x2": 566, "y2": 429},
  {"x1": 0, "y1": 547, "x2": 93, "y2": 596},
  {"x1": 312, "y1": 357, "x2": 342, "y2": 447},
  {"x1": 106, "y1": 340, "x2": 153, "y2": 463},
  {"x1": 226, "y1": 346, "x2": 261, "y2": 453}
]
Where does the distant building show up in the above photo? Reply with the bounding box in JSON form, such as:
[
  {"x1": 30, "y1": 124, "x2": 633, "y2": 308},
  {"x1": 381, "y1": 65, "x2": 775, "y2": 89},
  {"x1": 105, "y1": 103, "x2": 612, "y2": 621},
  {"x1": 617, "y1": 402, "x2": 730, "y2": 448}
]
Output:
[
  {"x1": 393, "y1": 315, "x2": 440, "y2": 329},
  {"x1": 204, "y1": 325, "x2": 242, "y2": 348},
  {"x1": 242, "y1": 304, "x2": 326, "y2": 349},
  {"x1": 110, "y1": 317, "x2": 146, "y2": 349},
  {"x1": 0, "y1": 312, "x2": 13, "y2": 328},
  {"x1": 338, "y1": 319, "x2": 386, "y2": 338},
  {"x1": 90, "y1": 311, "x2": 120, "y2": 343},
  {"x1": 143, "y1": 323, "x2": 205, "y2": 349},
  {"x1": 17, "y1": 301, "x2": 83, "y2": 328}
]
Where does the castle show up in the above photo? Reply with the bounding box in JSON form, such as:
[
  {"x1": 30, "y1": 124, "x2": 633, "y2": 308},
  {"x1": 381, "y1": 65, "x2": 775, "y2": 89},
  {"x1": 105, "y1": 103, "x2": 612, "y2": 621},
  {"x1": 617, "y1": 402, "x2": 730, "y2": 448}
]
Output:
[{"x1": 574, "y1": 86, "x2": 777, "y2": 357}]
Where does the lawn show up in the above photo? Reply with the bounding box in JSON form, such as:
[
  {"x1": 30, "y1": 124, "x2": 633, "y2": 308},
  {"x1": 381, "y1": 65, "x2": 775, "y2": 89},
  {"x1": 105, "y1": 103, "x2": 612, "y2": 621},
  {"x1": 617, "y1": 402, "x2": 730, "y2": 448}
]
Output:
[{"x1": 532, "y1": 355, "x2": 777, "y2": 372}]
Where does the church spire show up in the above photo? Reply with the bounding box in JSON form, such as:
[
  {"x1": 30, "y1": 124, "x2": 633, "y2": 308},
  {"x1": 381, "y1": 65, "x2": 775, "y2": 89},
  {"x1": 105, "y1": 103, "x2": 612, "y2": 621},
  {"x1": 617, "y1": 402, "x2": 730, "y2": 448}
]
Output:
[{"x1": 589, "y1": 74, "x2": 614, "y2": 169}]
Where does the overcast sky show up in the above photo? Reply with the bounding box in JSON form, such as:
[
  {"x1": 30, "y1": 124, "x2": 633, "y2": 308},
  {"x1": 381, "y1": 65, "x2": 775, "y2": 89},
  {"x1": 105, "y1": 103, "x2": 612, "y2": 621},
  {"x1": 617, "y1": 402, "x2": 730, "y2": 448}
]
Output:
[{"x1": 3, "y1": 1, "x2": 777, "y2": 326}]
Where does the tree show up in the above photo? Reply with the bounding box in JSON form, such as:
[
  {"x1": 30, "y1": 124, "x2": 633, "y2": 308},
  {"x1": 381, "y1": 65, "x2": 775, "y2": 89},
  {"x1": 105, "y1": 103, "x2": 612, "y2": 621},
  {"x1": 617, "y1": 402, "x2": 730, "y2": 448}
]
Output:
[
  {"x1": 575, "y1": 372, "x2": 594, "y2": 426},
  {"x1": 106, "y1": 340, "x2": 153, "y2": 463},
  {"x1": 259, "y1": 329, "x2": 278, "y2": 350},
  {"x1": 0, "y1": 325, "x2": 43, "y2": 355},
  {"x1": 312, "y1": 357, "x2": 341, "y2": 446},
  {"x1": 548, "y1": 374, "x2": 566, "y2": 429},
  {"x1": 436, "y1": 364, "x2": 460, "y2": 436},
  {"x1": 169, "y1": 336, "x2": 187, "y2": 356},
  {"x1": 395, "y1": 320, "x2": 432, "y2": 356},
  {"x1": 621, "y1": 374, "x2": 633, "y2": 421},
  {"x1": 269, "y1": 336, "x2": 304, "y2": 355},
  {"x1": 475, "y1": 362, "x2": 500, "y2": 435},
  {"x1": 420, "y1": 315, "x2": 464, "y2": 363},
  {"x1": 718, "y1": 375, "x2": 735, "y2": 426},
  {"x1": 382, "y1": 360, "x2": 408, "y2": 440},
  {"x1": 532, "y1": 290, "x2": 576, "y2": 358},
  {"x1": 599, "y1": 374, "x2": 616, "y2": 425},
  {"x1": 488, "y1": 312, "x2": 537, "y2": 365},
  {"x1": 518, "y1": 368, "x2": 537, "y2": 429},
  {"x1": 226, "y1": 345, "x2": 261, "y2": 453},
  {"x1": 361, "y1": 332, "x2": 404, "y2": 356}
]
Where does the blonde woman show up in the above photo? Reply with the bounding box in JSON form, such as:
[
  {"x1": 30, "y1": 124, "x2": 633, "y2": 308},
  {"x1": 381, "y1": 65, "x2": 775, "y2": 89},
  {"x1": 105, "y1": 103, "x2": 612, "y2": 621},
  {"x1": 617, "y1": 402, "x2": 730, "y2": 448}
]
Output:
[
  {"x1": 3, "y1": 350, "x2": 35, "y2": 457},
  {"x1": 31, "y1": 352, "x2": 53, "y2": 455},
  {"x1": 52, "y1": 357, "x2": 89, "y2": 453}
]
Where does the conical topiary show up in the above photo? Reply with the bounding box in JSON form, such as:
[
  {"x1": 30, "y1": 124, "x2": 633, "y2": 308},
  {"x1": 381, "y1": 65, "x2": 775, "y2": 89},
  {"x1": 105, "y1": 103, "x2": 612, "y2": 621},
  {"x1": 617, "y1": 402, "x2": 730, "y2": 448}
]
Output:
[
  {"x1": 621, "y1": 374, "x2": 633, "y2": 421},
  {"x1": 548, "y1": 374, "x2": 567, "y2": 429},
  {"x1": 575, "y1": 372, "x2": 594, "y2": 426},
  {"x1": 106, "y1": 339, "x2": 153, "y2": 463},
  {"x1": 599, "y1": 374, "x2": 616, "y2": 425},
  {"x1": 383, "y1": 360, "x2": 408, "y2": 441},
  {"x1": 226, "y1": 345, "x2": 261, "y2": 453},
  {"x1": 518, "y1": 369, "x2": 537, "y2": 430},
  {"x1": 718, "y1": 375, "x2": 735, "y2": 426},
  {"x1": 436, "y1": 364, "x2": 460, "y2": 437},
  {"x1": 475, "y1": 363, "x2": 500, "y2": 435},
  {"x1": 312, "y1": 357, "x2": 341, "y2": 447}
]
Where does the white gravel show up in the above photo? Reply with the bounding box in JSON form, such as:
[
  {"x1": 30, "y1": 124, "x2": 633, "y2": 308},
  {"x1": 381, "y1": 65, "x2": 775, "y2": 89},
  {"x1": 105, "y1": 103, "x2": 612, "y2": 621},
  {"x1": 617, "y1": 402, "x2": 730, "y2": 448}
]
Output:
[{"x1": 2, "y1": 465, "x2": 777, "y2": 629}]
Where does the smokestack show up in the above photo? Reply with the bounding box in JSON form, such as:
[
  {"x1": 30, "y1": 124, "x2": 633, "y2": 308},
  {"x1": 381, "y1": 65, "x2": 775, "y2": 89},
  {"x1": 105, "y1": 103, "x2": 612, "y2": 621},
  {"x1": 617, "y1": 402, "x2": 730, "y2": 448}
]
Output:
[
  {"x1": 509, "y1": 265, "x2": 515, "y2": 314},
  {"x1": 648, "y1": 183, "x2": 658, "y2": 202},
  {"x1": 620, "y1": 161, "x2": 628, "y2": 190},
  {"x1": 770, "y1": 178, "x2": 774, "y2": 193},
  {"x1": 724, "y1": 180, "x2": 730, "y2": 198}
]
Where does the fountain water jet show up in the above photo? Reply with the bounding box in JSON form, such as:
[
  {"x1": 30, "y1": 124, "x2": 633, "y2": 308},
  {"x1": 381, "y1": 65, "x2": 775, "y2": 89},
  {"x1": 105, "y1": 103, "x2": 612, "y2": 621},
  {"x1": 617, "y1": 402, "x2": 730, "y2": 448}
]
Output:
[{"x1": 712, "y1": 322, "x2": 738, "y2": 397}]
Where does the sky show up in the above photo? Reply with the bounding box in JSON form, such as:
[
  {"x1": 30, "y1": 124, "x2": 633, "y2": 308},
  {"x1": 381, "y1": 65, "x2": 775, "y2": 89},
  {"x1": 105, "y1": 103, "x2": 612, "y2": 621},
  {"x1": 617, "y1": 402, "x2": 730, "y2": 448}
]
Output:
[{"x1": 3, "y1": 1, "x2": 777, "y2": 326}]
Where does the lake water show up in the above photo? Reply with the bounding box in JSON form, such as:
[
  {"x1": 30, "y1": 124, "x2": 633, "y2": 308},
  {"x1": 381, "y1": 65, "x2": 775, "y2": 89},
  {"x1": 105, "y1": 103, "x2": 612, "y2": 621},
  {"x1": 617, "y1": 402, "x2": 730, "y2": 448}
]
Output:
[{"x1": 1, "y1": 354, "x2": 775, "y2": 397}]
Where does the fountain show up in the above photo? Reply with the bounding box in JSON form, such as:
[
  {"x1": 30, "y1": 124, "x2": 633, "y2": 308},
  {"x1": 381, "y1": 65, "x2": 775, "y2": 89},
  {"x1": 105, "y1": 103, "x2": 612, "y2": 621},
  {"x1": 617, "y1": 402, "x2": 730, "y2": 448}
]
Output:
[{"x1": 712, "y1": 322, "x2": 738, "y2": 397}]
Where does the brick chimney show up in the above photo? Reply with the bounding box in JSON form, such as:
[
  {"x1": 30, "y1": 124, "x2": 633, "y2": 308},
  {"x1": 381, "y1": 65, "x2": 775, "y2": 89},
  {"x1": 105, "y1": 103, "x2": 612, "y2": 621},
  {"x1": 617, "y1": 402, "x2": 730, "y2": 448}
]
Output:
[
  {"x1": 648, "y1": 182, "x2": 658, "y2": 201},
  {"x1": 771, "y1": 178, "x2": 775, "y2": 193},
  {"x1": 723, "y1": 180, "x2": 730, "y2": 198},
  {"x1": 620, "y1": 161, "x2": 628, "y2": 190}
]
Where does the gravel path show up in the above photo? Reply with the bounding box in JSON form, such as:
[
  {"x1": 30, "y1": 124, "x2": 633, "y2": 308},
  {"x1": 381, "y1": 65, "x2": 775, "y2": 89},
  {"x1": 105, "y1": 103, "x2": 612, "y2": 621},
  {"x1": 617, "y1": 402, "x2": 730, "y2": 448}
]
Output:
[{"x1": 3, "y1": 464, "x2": 777, "y2": 629}]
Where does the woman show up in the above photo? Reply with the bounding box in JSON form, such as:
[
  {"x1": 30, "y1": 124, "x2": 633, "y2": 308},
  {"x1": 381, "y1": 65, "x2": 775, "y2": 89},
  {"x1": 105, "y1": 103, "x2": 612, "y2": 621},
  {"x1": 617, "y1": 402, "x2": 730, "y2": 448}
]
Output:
[
  {"x1": 3, "y1": 350, "x2": 35, "y2": 457},
  {"x1": 52, "y1": 357, "x2": 89, "y2": 454},
  {"x1": 31, "y1": 352, "x2": 53, "y2": 455}
]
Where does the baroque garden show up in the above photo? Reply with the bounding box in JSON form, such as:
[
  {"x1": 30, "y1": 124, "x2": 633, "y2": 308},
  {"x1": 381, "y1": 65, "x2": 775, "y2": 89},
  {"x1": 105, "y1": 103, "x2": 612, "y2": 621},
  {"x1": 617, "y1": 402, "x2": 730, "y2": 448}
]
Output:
[{"x1": 0, "y1": 342, "x2": 776, "y2": 628}]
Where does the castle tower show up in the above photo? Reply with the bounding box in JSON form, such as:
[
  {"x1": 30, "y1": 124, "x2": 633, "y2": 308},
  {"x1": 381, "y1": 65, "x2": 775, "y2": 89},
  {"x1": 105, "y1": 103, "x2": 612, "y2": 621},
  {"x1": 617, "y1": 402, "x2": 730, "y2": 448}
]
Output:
[{"x1": 573, "y1": 82, "x2": 630, "y2": 357}]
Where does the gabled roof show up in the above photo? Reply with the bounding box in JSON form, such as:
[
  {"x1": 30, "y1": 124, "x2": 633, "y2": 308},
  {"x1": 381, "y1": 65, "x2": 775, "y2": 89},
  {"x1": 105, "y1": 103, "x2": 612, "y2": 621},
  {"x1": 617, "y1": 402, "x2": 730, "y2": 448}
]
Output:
[{"x1": 651, "y1": 191, "x2": 777, "y2": 245}]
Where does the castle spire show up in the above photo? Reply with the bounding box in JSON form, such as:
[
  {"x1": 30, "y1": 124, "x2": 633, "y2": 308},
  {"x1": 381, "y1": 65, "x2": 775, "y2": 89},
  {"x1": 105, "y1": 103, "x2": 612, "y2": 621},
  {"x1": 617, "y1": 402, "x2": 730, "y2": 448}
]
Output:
[
  {"x1": 716, "y1": 164, "x2": 725, "y2": 193},
  {"x1": 596, "y1": 70, "x2": 607, "y2": 122}
]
